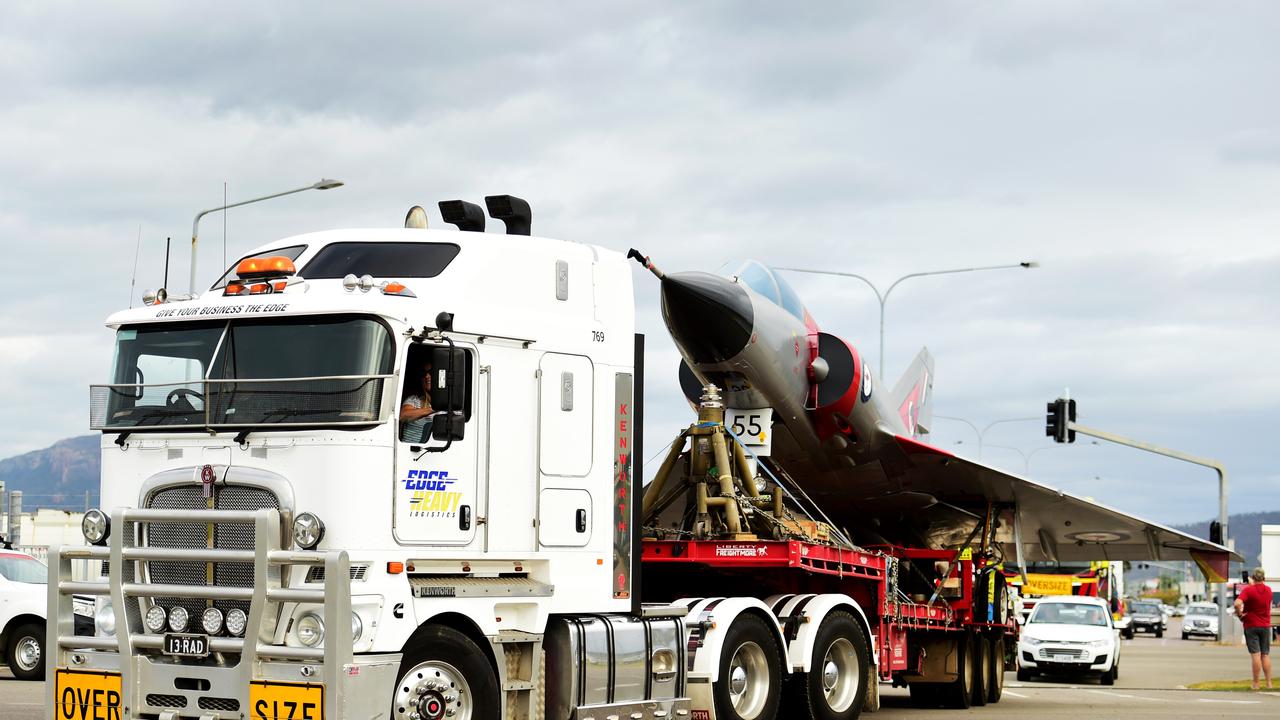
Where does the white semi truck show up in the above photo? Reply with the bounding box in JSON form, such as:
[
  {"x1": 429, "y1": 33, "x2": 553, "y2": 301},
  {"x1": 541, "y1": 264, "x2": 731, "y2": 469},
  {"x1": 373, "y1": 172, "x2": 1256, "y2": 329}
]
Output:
[{"x1": 47, "y1": 197, "x2": 1016, "y2": 720}]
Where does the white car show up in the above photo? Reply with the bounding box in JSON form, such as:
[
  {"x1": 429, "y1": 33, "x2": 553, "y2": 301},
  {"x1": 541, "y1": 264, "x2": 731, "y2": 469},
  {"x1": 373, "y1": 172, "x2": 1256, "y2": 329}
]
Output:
[
  {"x1": 1181, "y1": 602, "x2": 1220, "y2": 640},
  {"x1": 0, "y1": 550, "x2": 94, "y2": 681},
  {"x1": 1016, "y1": 595, "x2": 1121, "y2": 685}
]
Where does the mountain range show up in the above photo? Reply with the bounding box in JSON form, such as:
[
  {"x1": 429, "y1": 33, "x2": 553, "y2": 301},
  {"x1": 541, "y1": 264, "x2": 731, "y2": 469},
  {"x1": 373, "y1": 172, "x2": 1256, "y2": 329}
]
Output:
[{"x1": 0, "y1": 435, "x2": 100, "y2": 512}]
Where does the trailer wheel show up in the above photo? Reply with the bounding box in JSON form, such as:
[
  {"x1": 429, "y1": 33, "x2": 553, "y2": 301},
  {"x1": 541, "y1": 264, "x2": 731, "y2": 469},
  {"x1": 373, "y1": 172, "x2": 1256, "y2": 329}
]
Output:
[
  {"x1": 942, "y1": 634, "x2": 974, "y2": 709},
  {"x1": 6, "y1": 622, "x2": 45, "y2": 681},
  {"x1": 790, "y1": 611, "x2": 869, "y2": 720},
  {"x1": 969, "y1": 634, "x2": 987, "y2": 707},
  {"x1": 392, "y1": 626, "x2": 498, "y2": 720},
  {"x1": 986, "y1": 637, "x2": 1005, "y2": 703},
  {"x1": 713, "y1": 614, "x2": 782, "y2": 720}
]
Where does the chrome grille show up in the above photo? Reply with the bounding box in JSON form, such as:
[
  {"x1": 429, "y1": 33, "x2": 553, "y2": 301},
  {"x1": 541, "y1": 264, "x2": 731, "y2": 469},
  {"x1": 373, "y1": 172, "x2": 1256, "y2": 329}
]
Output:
[
  {"x1": 1039, "y1": 647, "x2": 1085, "y2": 659},
  {"x1": 146, "y1": 694, "x2": 187, "y2": 708},
  {"x1": 143, "y1": 483, "x2": 280, "y2": 623},
  {"x1": 199, "y1": 697, "x2": 240, "y2": 712}
]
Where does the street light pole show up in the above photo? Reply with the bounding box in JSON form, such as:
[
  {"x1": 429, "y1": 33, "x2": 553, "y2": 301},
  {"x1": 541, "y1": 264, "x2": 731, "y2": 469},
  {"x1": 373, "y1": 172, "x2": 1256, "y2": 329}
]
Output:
[
  {"x1": 934, "y1": 414, "x2": 1039, "y2": 458},
  {"x1": 189, "y1": 178, "x2": 344, "y2": 294},
  {"x1": 778, "y1": 261, "x2": 1038, "y2": 379}
]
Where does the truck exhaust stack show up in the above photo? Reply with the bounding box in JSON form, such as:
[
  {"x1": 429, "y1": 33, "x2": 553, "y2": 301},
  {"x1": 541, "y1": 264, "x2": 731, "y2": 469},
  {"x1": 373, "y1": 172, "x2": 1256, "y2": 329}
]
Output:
[{"x1": 484, "y1": 194, "x2": 532, "y2": 235}]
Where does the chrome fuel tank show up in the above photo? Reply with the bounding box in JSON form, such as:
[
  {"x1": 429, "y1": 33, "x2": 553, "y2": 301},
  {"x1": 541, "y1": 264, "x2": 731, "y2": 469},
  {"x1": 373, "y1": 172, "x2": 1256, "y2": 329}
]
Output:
[{"x1": 545, "y1": 610, "x2": 686, "y2": 719}]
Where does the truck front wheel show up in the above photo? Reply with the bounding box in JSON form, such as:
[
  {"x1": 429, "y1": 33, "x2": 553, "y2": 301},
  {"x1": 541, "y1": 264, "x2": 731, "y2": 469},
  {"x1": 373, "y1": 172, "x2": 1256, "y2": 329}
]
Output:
[
  {"x1": 392, "y1": 626, "x2": 498, "y2": 720},
  {"x1": 790, "y1": 611, "x2": 869, "y2": 720},
  {"x1": 714, "y1": 614, "x2": 783, "y2": 720},
  {"x1": 6, "y1": 622, "x2": 45, "y2": 681}
]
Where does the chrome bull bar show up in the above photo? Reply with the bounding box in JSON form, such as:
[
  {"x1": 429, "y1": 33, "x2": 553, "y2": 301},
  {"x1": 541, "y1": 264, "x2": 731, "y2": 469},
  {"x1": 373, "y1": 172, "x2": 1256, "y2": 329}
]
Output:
[{"x1": 48, "y1": 507, "x2": 354, "y2": 718}]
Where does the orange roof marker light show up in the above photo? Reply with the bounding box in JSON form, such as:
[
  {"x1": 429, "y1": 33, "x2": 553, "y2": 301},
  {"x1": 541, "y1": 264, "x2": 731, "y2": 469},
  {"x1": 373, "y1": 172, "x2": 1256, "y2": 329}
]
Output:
[
  {"x1": 236, "y1": 255, "x2": 297, "y2": 281},
  {"x1": 380, "y1": 281, "x2": 416, "y2": 298}
]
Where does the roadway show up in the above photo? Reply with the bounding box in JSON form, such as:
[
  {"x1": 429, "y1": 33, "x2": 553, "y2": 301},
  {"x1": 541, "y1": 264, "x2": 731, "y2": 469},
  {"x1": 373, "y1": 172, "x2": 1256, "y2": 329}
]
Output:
[{"x1": 3, "y1": 633, "x2": 1277, "y2": 719}]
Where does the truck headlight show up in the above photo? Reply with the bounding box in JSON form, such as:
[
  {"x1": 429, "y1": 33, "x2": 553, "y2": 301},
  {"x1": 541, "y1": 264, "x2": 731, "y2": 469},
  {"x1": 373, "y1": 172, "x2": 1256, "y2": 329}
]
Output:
[
  {"x1": 1087, "y1": 638, "x2": 1110, "y2": 647},
  {"x1": 82, "y1": 509, "x2": 110, "y2": 545},
  {"x1": 145, "y1": 605, "x2": 168, "y2": 634},
  {"x1": 293, "y1": 512, "x2": 325, "y2": 549},
  {"x1": 226, "y1": 608, "x2": 248, "y2": 637},
  {"x1": 95, "y1": 601, "x2": 117, "y2": 637},
  {"x1": 168, "y1": 606, "x2": 190, "y2": 633},
  {"x1": 296, "y1": 613, "x2": 325, "y2": 647},
  {"x1": 351, "y1": 612, "x2": 363, "y2": 643},
  {"x1": 201, "y1": 608, "x2": 225, "y2": 635}
]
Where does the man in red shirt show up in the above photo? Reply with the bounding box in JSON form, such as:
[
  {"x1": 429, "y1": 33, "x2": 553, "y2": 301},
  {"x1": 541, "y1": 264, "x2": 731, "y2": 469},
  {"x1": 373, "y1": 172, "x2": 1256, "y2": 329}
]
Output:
[{"x1": 1234, "y1": 567, "x2": 1274, "y2": 690}]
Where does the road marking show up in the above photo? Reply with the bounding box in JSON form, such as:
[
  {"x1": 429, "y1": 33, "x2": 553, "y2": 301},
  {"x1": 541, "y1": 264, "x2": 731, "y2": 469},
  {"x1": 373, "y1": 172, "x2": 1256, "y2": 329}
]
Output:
[
  {"x1": 1195, "y1": 698, "x2": 1260, "y2": 704},
  {"x1": 1086, "y1": 689, "x2": 1164, "y2": 701},
  {"x1": 1002, "y1": 690, "x2": 1028, "y2": 698}
]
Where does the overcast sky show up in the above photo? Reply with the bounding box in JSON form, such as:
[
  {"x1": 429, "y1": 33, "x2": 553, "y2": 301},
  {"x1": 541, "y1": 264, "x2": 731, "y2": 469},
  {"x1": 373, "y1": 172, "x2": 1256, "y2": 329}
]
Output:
[{"x1": 1, "y1": 2, "x2": 1277, "y2": 529}]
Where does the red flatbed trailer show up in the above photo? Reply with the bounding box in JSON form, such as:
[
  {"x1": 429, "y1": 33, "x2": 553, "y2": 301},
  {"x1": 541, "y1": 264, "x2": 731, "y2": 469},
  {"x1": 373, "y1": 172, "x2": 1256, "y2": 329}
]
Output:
[{"x1": 643, "y1": 539, "x2": 1017, "y2": 686}]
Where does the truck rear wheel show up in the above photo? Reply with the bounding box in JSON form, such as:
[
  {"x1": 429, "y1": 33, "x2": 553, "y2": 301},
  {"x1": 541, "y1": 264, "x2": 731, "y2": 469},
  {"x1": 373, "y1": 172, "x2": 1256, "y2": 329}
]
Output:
[
  {"x1": 7, "y1": 622, "x2": 45, "y2": 681},
  {"x1": 970, "y1": 634, "x2": 987, "y2": 706},
  {"x1": 392, "y1": 626, "x2": 498, "y2": 720},
  {"x1": 986, "y1": 637, "x2": 1005, "y2": 703},
  {"x1": 790, "y1": 611, "x2": 869, "y2": 720},
  {"x1": 713, "y1": 614, "x2": 783, "y2": 720},
  {"x1": 943, "y1": 634, "x2": 974, "y2": 709}
]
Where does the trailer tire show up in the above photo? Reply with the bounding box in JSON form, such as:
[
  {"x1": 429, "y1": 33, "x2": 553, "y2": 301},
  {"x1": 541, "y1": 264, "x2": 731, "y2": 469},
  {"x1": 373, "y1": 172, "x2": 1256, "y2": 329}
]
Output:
[
  {"x1": 969, "y1": 634, "x2": 987, "y2": 707},
  {"x1": 713, "y1": 614, "x2": 783, "y2": 720},
  {"x1": 6, "y1": 621, "x2": 45, "y2": 681},
  {"x1": 986, "y1": 637, "x2": 1005, "y2": 703},
  {"x1": 942, "y1": 634, "x2": 974, "y2": 709},
  {"x1": 789, "y1": 611, "x2": 869, "y2": 720},
  {"x1": 392, "y1": 625, "x2": 498, "y2": 720}
]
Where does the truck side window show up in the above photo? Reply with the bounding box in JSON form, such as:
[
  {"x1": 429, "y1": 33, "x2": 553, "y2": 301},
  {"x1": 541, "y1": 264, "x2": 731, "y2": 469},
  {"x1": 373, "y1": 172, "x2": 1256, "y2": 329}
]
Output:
[{"x1": 399, "y1": 344, "x2": 472, "y2": 444}]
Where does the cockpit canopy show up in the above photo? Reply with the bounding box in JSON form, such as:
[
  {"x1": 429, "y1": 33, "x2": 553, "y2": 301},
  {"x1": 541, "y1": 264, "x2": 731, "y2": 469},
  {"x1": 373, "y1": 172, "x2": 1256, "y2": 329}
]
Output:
[{"x1": 723, "y1": 259, "x2": 808, "y2": 322}]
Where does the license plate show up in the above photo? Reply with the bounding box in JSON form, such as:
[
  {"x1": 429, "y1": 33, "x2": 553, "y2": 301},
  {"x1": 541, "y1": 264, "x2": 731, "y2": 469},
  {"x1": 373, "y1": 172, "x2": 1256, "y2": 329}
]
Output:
[
  {"x1": 249, "y1": 680, "x2": 325, "y2": 720},
  {"x1": 1052, "y1": 654, "x2": 1075, "y2": 662},
  {"x1": 164, "y1": 632, "x2": 210, "y2": 658},
  {"x1": 54, "y1": 669, "x2": 122, "y2": 720}
]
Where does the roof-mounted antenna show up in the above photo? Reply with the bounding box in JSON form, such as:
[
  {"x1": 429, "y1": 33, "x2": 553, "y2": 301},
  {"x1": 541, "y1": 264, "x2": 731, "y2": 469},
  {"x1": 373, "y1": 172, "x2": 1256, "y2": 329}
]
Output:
[
  {"x1": 484, "y1": 195, "x2": 531, "y2": 236},
  {"x1": 439, "y1": 200, "x2": 486, "y2": 232},
  {"x1": 128, "y1": 225, "x2": 142, "y2": 308}
]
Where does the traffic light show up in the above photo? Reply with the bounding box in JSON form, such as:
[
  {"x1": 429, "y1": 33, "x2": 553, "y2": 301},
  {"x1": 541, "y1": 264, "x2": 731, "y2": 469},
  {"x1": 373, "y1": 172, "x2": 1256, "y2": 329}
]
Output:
[
  {"x1": 1045, "y1": 398, "x2": 1068, "y2": 443},
  {"x1": 1067, "y1": 399, "x2": 1077, "y2": 443},
  {"x1": 1209, "y1": 520, "x2": 1222, "y2": 545},
  {"x1": 1045, "y1": 398, "x2": 1077, "y2": 444}
]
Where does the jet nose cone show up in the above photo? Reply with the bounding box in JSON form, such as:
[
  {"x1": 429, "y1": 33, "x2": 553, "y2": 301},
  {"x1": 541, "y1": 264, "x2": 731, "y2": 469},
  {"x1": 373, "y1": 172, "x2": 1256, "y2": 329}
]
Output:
[{"x1": 660, "y1": 272, "x2": 755, "y2": 364}]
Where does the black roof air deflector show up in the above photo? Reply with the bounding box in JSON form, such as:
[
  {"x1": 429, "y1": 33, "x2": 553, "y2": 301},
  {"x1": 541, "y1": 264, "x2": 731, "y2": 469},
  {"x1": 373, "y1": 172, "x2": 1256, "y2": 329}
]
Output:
[
  {"x1": 485, "y1": 195, "x2": 532, "y2": 236},
  {"x1": 439, "y1": 200, "x2": 486, "y2": 232}
]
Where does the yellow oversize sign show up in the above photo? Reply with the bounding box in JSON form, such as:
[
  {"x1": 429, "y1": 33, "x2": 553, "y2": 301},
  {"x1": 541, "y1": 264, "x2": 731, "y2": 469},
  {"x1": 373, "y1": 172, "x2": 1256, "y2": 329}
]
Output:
[
  {"x1": 54, "y1": 669, "x2": 122, "y2": 720},
  {"x1": 1021, "y1": 573, "x2": 1075, "y2": 596},
  {"x1": 249, "y1": 680, "x2": 325, "y2": 720}
]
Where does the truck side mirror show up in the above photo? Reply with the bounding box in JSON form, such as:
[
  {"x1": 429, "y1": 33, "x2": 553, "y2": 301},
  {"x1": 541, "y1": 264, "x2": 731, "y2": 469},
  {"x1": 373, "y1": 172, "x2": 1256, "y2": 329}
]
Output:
[
  {"x1": 429, "y1": 347, "x2": 466, "y2": 414},
  {"x1": 431, "y1": 411, "x2": 465, "y2": 441}
]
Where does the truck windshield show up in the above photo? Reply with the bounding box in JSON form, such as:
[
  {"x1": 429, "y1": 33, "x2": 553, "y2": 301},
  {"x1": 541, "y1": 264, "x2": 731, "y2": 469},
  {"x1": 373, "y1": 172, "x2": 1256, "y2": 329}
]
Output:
[{"x1": 93, "y1": 315, "x2": 393, "y2": 430}]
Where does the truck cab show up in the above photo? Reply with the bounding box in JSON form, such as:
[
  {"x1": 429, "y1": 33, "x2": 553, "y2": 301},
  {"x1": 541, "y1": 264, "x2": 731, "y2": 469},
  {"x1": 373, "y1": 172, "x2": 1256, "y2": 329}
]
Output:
[{"x1": 50, "y1": 212, "x2": 675, "y2": 720}]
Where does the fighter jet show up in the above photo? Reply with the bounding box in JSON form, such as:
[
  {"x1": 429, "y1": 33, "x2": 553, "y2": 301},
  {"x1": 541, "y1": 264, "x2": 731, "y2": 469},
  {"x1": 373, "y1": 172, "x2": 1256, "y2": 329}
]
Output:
[{"x1": 632, "y1": 252, "x2": 1237, "y2": 578}]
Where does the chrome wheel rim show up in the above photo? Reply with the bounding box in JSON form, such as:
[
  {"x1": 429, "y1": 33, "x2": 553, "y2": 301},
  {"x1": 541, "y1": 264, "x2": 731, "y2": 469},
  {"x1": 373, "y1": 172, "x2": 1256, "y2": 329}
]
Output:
[
  {"x1": 727, "y1": 641, "x2": 770, "y2": 719},
  {"x1": 820, "y1": 637, "x2": 859, "y2": 712},
  {"x1": 394, "y1": 660, "x2": 471, "y2": 720},
  {"x1": 15, "y1": 635, "x2": 41, "y2": 672}
]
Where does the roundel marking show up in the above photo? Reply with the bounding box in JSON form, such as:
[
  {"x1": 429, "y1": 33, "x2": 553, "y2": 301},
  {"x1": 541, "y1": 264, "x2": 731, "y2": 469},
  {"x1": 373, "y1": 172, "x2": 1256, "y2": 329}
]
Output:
[{"x1": 860, "y1": 361, "x2": 873, "y2": 402}]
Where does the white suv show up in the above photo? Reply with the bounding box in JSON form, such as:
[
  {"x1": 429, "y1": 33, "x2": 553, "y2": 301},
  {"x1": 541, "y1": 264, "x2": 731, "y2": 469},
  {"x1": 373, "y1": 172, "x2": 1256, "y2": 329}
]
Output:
[{"x1": 1016, "y1": 595, "x2": 1121, "y2": 685}]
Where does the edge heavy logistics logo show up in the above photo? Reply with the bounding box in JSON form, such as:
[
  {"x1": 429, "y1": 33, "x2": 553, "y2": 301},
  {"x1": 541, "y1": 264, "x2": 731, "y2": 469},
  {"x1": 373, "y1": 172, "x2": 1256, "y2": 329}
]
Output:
[{"x1": 402, "y1": 470, "x2": 463, "y2": 518}]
